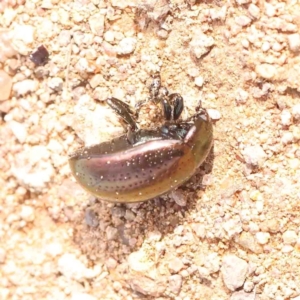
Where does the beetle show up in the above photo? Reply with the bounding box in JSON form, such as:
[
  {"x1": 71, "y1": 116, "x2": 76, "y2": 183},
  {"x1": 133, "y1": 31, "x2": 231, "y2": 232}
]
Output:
[{"x1": 69, "y1": 74, "x2": 213, "y2": 203}]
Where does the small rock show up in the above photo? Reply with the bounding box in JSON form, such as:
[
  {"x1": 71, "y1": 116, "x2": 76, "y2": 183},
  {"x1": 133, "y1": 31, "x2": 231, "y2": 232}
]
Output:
[
  {"x1": 221, "y1": 255, "x2": 248, "y2": 291},
  {"x1": 85, "y1": 209, "x2": 99, "y2": 227},
  {"x1": 147, "y1": 230, "x2": 162, "y2": 242},
  {"x1": 255, "y1": 232, "x2": 270, "y2": 245},
  {"x1": 106, "y1": 257, "x2": 117, "y2": 269},
  {"x1": 169, "y1": 274, "x2": 182, "y2": 295},
  {"x1": 235, "y1": 15, "x2": 251, "y2": 27},
  {"x1": 106, "y1": 226, "x2": 118, "y2": 240},
  {"x1": 230, "y1": 290, "x2": 256, "y2": 300},
  {"x1": 282, "y1": 245, "x2": 294, "y2": 253},
  {"x1": 129, "y1": 276, "x2": 167, "y2": 297},
  {"x1": 255, "y1": 64, "x2": 277, "y2": 80},
  {"x1": 13, "y1": 79, "x2": 37, "y2": 96},
  {"x1": 0, "y1": 70, "x2": 12, "y2": 101},
  {"x1": 287, "y1": 33, "x2": 300, "y2": 52},
  {"x1": 89, "y1": 74, "x2": 104, "y2": 89},
  {"x1": 93, "y1": 86, "x2": 110, "y2": 101},
  {"x1": 238, "y1": 231, "x2": 262, "y2": 254},
  {"x1": 195, "y1": 76, "x2": 204, "y2": 87},
  {"x1": 0, "y1": 248, "x2": 6, "y2": 263},
  {"x1": 191, "y1": 223, "x2": 206, "y2": 239},
  {"x1": 48, "y1": 77, "x2": 64, "y2": 92},
  {"x1": 58, "y1": 253, "x2": 87, "y2": 281},
  {"x1": 20, "y1": 205, "x2": 34, "y2": 222},
  {"x1": 260, "y1": 219, "x2": 280, "y2": 233},
  {"x1": 243, "y1": 145, "x2": 267, "y2": 168},
  {"x1": 170, "y1": 189, "x2": 187, "y2": 206},
  {"x1": 8, "y1": 121, "x2": 27, "y2": 143},
  {"x1": 207, "y1": 108, "x2": 221, "y2": 120},
  {"x1": 235, "y1": 88, "x2": 249, "y2": 104},
  {"x1": 128, "y1": 249, "x2": 154, "y2": 272},
  {"x1": 104, "y1": 31, "x2": 115, "y2": 42},
  {"x1": 89, "y1": 13, "x2": 105, "y2": 36},
  {"x1": 71, "y1": 293, "x2": 97, "y2": 300},
  {"x1": 282, "y1": 230, "x2": 297, "y2": 245},
  {"x1": 111, "y1": 206, "x2": 126, "y2": 218},
  {"x1": 223, "y1": 218, "x2": 243, "y2": 238},
  {"x1": 243, "y1": 281, "x2": 254, "y2": 292},
  {"x1": 12, "y1": 24, "x2": 35, "y2": 55},
  {"x1": 58, "y1": 30, "x2": 72, "y2": 47},
  {"x1": 157, "y1": 29, "x2": 169, "y2": 40},
  {"x1": 190, "y1": 34, "x2": 215, "y2": 59},
  {"x1": 248, "y1": 4, "x2": 260, "y2": 18},
  {"x1": 117, "y1": 37, "x2": 137, "y2": 55},
  {"x1": 29, "y1": 45, "x2": 49, "y2": 66},
  {"x1": 235, "y1": 0, "x2": 250, "y2": 4},
  {"x1": 46, "y1": 242, "x2": 63, "y2": 257},
  {"x1": 125, "y1": 209, "x2": 136, "y2": 221},
  {"x1": 281, "y1": 132, "x2": 293, "y2": 145},
  {"x1": 292, "y1": 104, "x2": 300, "y2": 121},
  {"x1": 204, "y1": 252, "x2": 221, "y2": 273},
  {"x1": 202, "y1": 174, "x2": 213, "y2": 186},
  {"x1": 281, "y1": 109, "x2": 292, "y2": 126},
  {"x1": 168, "y1": 257, "x2": 185, "y2": 274}
]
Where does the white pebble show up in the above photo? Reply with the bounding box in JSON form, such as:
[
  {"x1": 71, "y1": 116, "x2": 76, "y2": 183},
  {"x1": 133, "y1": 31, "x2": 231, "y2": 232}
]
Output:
[
  {"x1": 8, "y1": 120, "x2": 27, "y2": 143},
  {"x1": 194, "y1": 76, "x2": 204, "y2": 87},
  {"x1": 71, "y1": 293, "x2": 97, "y2": 300},
  {"x1": 282, "y1": 245, "x2": 294, "y2": 253},
  {"x1": 292, "y1": 104, "x2": 300, "y2": 121},
  {"x1": 281, "y1": 109, "x2": 292, "y2": 126},
  {"x1": 261, "y1": 42, "x2": 270, "y2": 52},
  {"x1": 282, "y1": 230, "x2": 297, "y2": 245},
  {"x1": 48, "y1": 77, "x2": 64, "y2": 92},
  {"x1": 207, "y1": 108, "x2": 221, "y2": 120},
  {"x1": 89, "y1": 13, "x2": 105, "y2": 36},
  {"x1": 170, "y1": 190, "x2": 187, "y2": 206},
  {"x1": 235, "y1": 0, "x2": 250, "y2": 4},
  {"x1": 235, "y1": 88, "x2": 248, "y2": 104},
  {"x1": 243, "y1": 145, "x2": 267, "y2": 167},
  {"x1": 256, "y1": 232, "x2": 270, "y2": 245},
  {"x1": 104, "y1": 31, "x2": 115, "y2": 42},
  {"x1": 13, "y1": 79, "x2": 37, "y2": 96},
  {"x1": 12, "y1": 25, "x2": 35, "y2": 54},
  {"x1": 58, "y1": 253, "x2": 87, "y2": 281},
  {"x1": 287, "y1": 33, "x2": 300, "y2": 52},
  {"x1": 221, "y1": 255, "x2": 248, "y2": 291},
  {"x1": 117, "y1": 37, "x2": 137, "y2": 55},
  {"x1": 235, "y1": 15, "x2": 251, "y2": 27},
  {"x1": 20, "y1": 205, "x2": 34, "y2": 222},
  {"x1": 248, "y1": 4, "x2": 260, "y2": 18},
  {"x1": 0, "y1": 70, "x2": 12, "y2": 101},
  {"x1": 281, "y1": 132, "x2": 293, "y2": 145},
  {"x1": 255, "y1": 63, "x2": 277, "y2": 80}
]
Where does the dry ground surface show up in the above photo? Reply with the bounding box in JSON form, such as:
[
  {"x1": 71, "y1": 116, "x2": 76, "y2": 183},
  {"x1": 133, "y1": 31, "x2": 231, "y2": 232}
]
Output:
[{"x1": 1, "y1": 0, "x2": 300, "y2": 299}]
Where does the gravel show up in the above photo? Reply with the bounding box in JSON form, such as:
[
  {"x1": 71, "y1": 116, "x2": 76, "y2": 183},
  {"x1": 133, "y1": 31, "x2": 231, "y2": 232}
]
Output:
[
  {"x1": 0, "y1": 70, "x2": 12, "y2": 100},
  {"x1": 221, "y1": 255, "x2": 248, "y2": 291},
  {"x1": 243, "y1": 145, "x2": 267, "y2": 168}
]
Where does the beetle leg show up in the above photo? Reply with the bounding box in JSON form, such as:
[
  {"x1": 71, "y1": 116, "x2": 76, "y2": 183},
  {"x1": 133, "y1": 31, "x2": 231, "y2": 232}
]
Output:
[
  {"x1": 187, "y1": 108, "x2": 210, "y2": 123},
  {"x1": 126, "y1": 125, "x2": 137, "y2": 144},
  {"x1": 106, "y1": 97, "x2": 138, "y2": 131},
  {"x1": 149, "y1": 73, "x2": 162, "y2": 102},
  {"x1": 161, "y1": 97, "x2": 172, "y2": 121},
  {"x1": 169, "y1": 93, "x2": 184, "y2": 121},
  {"x1": 134, "y1": 99, "x2": 147, "y2": 117}
]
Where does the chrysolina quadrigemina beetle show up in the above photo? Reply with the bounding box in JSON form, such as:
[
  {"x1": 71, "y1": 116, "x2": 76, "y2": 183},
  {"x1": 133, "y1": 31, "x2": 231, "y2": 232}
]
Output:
[{"x1": 69, "y1": 74, "x2": 213, "y2": 203}]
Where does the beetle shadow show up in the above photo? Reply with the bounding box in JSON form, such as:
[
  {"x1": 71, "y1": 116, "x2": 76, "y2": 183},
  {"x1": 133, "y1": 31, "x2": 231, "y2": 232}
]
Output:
[{"x1": 73, "y1": 146, "x2": 215, "y2": 263}]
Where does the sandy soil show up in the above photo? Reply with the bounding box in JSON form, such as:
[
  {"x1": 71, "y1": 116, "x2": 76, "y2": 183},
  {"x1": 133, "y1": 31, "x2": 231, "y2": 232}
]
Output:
[{"x1": 1, "y1": 0, "x2": 300, "y2": 299}]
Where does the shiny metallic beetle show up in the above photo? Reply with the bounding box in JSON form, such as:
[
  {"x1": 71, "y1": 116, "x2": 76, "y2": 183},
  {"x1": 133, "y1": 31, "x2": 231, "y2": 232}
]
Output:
[{"x1": 69, "y1": 75, "x2": 213, "y2": 203}]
